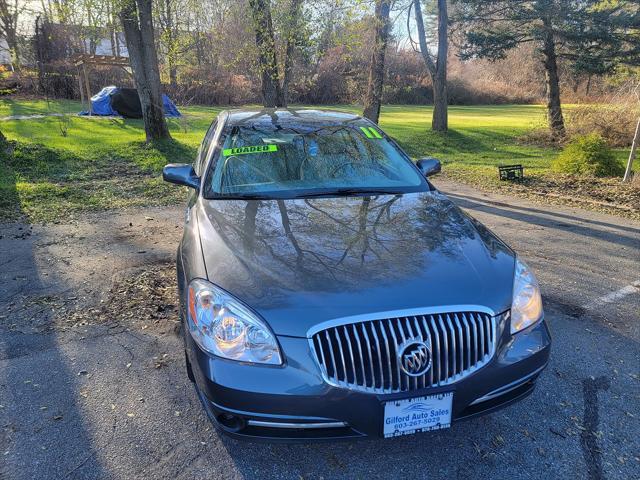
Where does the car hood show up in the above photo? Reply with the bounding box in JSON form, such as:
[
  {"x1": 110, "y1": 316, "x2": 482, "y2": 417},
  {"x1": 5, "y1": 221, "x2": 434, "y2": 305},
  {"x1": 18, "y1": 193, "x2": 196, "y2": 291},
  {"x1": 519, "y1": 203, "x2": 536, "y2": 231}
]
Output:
[{"x1": 196, "y1": 191, "x2": 515, "y2": 337}]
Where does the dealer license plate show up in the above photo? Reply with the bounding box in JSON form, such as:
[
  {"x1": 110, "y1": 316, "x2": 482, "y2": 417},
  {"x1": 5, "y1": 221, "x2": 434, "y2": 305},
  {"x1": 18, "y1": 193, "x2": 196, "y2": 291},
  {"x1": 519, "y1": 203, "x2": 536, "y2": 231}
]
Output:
[{"x1": 383, "y1": 392, "x2": 453, "y2": 438}]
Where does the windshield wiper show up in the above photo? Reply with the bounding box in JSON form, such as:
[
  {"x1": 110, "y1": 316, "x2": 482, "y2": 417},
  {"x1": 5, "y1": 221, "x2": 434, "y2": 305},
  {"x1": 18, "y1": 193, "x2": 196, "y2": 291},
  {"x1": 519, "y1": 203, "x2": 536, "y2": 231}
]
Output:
[
  {"x1": 211, "y1": 193, "x2": 274, "y2": 200},
  {"x1": 210, "y1": 189, "x2": 404, "y2": 200},
  {"x1": 294, "y1": 188, "x2": 402, "y2": 198}
]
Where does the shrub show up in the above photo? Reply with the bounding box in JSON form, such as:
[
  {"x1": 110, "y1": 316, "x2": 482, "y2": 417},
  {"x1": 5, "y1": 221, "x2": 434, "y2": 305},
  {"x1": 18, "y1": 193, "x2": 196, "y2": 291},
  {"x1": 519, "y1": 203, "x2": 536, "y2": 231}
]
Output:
[
  {"x1": 567, "y1": 103, "x2": 639, "y2": 148},
  {"x1": 552, "y1": 133, "x2": 624, "y2": 177}
]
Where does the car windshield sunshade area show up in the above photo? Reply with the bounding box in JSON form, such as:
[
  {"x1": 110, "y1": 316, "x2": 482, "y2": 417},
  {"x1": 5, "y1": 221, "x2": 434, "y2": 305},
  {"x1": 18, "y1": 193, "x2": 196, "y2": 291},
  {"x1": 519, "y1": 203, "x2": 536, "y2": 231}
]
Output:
[{"x1": 204, "y1": 125, "x2": 427, "y2": 199}]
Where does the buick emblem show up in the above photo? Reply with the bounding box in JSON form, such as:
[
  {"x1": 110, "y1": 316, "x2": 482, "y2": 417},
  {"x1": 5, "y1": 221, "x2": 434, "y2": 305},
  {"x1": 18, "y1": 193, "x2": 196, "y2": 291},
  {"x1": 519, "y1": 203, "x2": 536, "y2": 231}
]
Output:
[{"x1": 398, "y1": 340, "x2": 431, "y2": 377}]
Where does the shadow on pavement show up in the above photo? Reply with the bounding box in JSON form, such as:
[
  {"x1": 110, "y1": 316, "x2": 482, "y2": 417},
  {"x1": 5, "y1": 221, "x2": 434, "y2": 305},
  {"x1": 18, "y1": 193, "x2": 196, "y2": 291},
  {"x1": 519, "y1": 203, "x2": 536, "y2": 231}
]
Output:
[
  {"x1": 445, "y1": 192, "x2": 640, "y2": 250},
  {"x1": 0, "y1": 172, "x2": 108, "y2": 479},
  {"x1": 446, "y1": 191, "x2": 640, "y2": 235}
]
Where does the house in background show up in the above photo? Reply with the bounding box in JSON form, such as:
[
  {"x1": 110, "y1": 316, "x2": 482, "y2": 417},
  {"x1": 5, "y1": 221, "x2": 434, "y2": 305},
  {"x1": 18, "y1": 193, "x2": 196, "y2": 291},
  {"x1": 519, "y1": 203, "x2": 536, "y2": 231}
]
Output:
[
  {"x1": 82, "y1": 32, "x2": 129, "y2": 58},
  {"x1": 0, "y1": 38, "x2": 13, "y2": 66},
  {"x1": 0, "y1": 27, "x2": 129, "y2": 70}
]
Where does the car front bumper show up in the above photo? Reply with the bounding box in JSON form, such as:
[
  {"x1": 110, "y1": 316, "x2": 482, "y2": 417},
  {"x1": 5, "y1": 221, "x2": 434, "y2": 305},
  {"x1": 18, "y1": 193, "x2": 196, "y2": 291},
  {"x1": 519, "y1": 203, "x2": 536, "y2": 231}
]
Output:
[{"x1": 186, "y1": 318, "x2": 551, "y2": 442}]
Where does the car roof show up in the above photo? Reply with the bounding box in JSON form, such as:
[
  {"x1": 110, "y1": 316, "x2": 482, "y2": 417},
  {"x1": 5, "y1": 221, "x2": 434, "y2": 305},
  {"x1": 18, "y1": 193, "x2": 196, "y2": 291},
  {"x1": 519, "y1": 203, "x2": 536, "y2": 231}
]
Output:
[{"x1": 222, "y1": 108, "x2": 369, "y2": 128}]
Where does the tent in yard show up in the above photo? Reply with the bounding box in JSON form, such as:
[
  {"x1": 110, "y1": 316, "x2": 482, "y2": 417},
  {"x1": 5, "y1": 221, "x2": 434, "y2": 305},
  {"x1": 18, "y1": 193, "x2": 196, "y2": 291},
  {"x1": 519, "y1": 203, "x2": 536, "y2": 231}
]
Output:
[{"x1": 84, "y1": 86, "x2": 181, "y2": 118}]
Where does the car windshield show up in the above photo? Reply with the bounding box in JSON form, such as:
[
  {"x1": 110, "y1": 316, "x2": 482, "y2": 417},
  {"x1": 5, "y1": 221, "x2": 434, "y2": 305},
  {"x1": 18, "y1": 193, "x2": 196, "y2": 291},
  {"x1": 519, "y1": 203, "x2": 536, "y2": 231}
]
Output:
[{"x1": 204, "y1": 124, "x2": 427, "y2": 199}]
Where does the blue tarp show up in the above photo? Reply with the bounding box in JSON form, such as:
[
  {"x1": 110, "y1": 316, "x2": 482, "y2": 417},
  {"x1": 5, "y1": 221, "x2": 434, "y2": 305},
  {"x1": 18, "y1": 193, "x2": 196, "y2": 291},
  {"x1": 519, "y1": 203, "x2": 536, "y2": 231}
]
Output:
[
  {"x1": 161, "y1": 94, "x2": 181, "y2": 117},
  {"x1": 80, "y1": 86, "x2": 181, "y2": 117},
  {"x1": 90, "y1": 86, "x2": 119, "y2": 116}
]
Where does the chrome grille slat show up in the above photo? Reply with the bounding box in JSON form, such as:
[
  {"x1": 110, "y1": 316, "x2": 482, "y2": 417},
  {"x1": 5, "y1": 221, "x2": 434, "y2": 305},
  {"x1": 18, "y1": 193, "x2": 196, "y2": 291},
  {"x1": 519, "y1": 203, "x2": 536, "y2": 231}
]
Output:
[
  {"x1": 477, "y1": 313, "x2": 485, "y2": 360},
  {"x1": 445, "y1": 314, "x2": 457, "y2": 380},
  {"x1": 378, "y1": 320, "x2": 393, "y2": 391},
  {"x1": 342, "y1": 325, "x2": 356, "y2": 384},
  {"x1": 463, "y1": 313, "x2": 471, "y2": 371},
  {"x1": 468, "y1": 313, "x2": 475, "y2": 365},
  {"x1": 360, "y1": 322, "x2": 375, "y2": 388},
  {"x1": 324, "y1": 330, "x2": 338, "y2": 384},
  {"x1": 335, "y1": 328, "x2": 348, "y2": 382},
  {"x1": 428, "y1": 316, "x2": 441, "y2": 385},
  {"x1": 386, "y1": 319, "x2": 403, "y2": 390},
  {"x1": 453, "y1": 313, "x2": 464, "y2": 375},
  {"x1": 437, "y1": 314, "x2": 449, "y2": 382},
  {"x1": 351, "y1": 324, "x2": 366, "y2": 387},
  {"x1": 369, "y1": 322, "x2": 384, "y2": 390},
  {"x1": 311, "y1": 311, "x2": 499, "y2": 394}
]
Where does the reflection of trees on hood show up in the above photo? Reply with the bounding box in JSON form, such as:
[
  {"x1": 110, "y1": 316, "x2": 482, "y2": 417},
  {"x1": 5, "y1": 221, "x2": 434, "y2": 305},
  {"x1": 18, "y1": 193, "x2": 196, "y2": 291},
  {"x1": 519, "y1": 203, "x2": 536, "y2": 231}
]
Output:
[
  {"x1": 205, "y1": 192, "x2": 499, "y2": 292},
  {"x1": 416, "y1": 193, "x2": 477, "y2": 258}
]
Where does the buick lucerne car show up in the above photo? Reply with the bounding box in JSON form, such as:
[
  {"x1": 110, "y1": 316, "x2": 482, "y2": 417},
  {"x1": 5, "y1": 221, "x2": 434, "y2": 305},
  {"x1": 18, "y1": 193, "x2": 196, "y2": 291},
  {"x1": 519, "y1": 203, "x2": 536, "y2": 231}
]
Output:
[{"x1": 162, "y1": 109, "x2": 551, "y2": 441}]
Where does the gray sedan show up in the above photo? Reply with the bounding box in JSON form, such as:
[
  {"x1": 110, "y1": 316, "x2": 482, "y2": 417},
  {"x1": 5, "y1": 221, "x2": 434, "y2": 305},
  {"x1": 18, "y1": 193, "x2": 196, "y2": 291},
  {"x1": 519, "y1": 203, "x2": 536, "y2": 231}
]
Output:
[{"x1": 162, "y1": 108, "x2": 550, "y2": 441}]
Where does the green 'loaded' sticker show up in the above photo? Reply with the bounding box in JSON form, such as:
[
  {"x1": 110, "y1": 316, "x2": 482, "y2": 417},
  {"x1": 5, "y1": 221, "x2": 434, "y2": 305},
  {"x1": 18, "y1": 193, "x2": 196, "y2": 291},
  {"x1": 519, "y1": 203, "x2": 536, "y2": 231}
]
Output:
[
  {"x1": 359, "y1": 126, "x2": 383, "y2": 139},
  {"x1": 223, "y1": 144, "x2": 278, "y2": 156}
]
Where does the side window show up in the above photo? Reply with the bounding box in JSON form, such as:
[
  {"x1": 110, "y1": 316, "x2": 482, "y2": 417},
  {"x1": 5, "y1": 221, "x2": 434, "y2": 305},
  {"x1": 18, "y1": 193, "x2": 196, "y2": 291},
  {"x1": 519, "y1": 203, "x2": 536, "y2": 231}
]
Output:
[{"x1": 195, "y1": 121, "x2": 217, "y2": 175}]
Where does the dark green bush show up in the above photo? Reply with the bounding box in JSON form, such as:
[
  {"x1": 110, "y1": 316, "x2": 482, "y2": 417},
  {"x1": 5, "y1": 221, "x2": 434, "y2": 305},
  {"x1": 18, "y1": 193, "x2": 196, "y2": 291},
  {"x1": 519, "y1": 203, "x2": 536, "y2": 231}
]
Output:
[{"x1": 552, "y1": 133, "x2": 624, "y2": 177}]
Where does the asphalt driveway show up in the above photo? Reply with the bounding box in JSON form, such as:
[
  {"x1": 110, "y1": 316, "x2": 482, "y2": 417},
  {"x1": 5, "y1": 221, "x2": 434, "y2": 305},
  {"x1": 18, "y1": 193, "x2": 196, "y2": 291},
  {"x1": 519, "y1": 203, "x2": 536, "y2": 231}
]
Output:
[{"x1": 1, "y1": 179, "x2": 638, "y2": 480}]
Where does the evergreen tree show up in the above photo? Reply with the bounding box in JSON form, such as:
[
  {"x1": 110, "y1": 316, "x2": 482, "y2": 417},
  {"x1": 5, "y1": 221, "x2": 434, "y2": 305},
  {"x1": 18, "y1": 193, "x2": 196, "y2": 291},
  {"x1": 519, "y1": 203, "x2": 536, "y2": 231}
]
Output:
[{"x1": 454, "y1": 0, "x2": 640, "y2": 136}]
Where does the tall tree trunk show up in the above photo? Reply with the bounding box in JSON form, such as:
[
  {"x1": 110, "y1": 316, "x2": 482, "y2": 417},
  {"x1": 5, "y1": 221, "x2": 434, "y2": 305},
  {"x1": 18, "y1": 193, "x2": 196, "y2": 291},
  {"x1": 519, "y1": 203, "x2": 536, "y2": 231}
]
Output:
[
  {"x1": 362, "y1": 0, "x2": 391, "y2": 123},
  {"x1": 281, "y1": 0, "x2": 303, "y2": 107},
  {"x1": 432, "y1": 0, "x2": 448, "y2": 131},
  {"x1": 414, "y1": 0, "x2": 448, "y2": 132},
  {"x1": 106, "y1": 0, "x2": 116, "y2": 56},
  {"x1": 164, "y1": 0, "x2": 177, "y2": 87},
  {"x1": 120, "y1": 0, "x2": 171, "y2": 142},
  {"x1": 541, "y1": 18, "x2": 565, "y2": 137},
  {"x1": 195, "y1": 31, "x2": 203, "y2": 66},
  {"x1": 169, "y1": 63, "x2": 177, "y2": 87},
  {"x1": 249, "y1": 0, "x2": 284, "y2": 108}
]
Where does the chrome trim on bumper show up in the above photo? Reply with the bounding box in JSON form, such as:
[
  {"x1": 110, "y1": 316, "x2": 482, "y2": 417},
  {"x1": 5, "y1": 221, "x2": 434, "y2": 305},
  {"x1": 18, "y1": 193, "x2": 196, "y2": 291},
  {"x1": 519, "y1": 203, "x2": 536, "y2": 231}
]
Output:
[
  {"x1": 469, "y1": 363, "x2": 547, "y2": 406},
  {"x1": 246, "y1": 420, "x2": 348, "y2": 429}
]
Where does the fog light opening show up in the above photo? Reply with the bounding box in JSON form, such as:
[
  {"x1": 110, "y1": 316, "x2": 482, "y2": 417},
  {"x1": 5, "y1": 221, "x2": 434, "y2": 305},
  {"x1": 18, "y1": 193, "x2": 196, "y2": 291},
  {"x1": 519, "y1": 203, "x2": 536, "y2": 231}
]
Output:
[{"x1": 216, "y1": 413, "x2": 246, "y2": 432}]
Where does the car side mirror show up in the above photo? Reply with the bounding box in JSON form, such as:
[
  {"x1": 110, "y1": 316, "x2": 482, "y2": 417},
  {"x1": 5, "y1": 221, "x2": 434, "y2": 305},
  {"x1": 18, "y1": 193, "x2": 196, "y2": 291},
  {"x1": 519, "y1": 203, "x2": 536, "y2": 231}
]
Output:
[
  {"x1": 162, "y1": 163, "x2": 200, "y2": 189},
  {"x1": 416, "y1": 157, "x2": 441, "y2": 177}
]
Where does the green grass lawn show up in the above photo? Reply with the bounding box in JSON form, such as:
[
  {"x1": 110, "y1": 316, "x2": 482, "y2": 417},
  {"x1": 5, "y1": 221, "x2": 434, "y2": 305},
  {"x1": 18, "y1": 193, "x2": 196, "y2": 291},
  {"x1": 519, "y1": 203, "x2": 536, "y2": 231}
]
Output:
[{"x1": 0, "y1": 99, "x2": 630, "y2": 221}]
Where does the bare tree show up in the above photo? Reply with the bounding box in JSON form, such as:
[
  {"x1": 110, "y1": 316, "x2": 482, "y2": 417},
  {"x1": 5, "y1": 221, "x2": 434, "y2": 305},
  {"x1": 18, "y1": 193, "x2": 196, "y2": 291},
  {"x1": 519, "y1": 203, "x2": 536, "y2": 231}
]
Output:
[
  {"x1": 413, "y1": 0, "x2": 448, "y2": 132},
  {"x1": 0, "y1": 0, "x2": 23, "y2": 71},
  {"x1": 281, "y1": 0, "x2": 303, "y2": 106},
  {"x1": 156, "y1": 0, "x2": 182, "y2": 86},
  {"x1": 248, "y1": 0, "x2": 284, "y2": 107},
  {"x1": 362, "y1": 0, "x2": 391, "y2": 124},
  {"x1": 119, "y1": 0, "x2": 171, "y2": 141}
]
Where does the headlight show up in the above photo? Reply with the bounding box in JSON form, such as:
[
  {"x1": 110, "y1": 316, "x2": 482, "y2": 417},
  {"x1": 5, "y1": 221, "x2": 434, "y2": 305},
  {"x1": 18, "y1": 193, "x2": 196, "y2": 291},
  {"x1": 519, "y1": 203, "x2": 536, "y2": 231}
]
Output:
[
  {"x1": 511, "y1": 258, "x2": 543, "y2": 334},
  {"x1": 187, "y1": 279, "x2": 282, "y2": 365}
]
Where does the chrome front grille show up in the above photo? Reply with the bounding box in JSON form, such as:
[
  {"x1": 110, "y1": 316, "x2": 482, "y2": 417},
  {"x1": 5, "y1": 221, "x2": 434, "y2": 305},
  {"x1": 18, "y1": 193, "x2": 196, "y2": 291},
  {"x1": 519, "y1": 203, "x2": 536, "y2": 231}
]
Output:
[{"x1": 310, "y1": 312, "x2": 498, "y2": 393}]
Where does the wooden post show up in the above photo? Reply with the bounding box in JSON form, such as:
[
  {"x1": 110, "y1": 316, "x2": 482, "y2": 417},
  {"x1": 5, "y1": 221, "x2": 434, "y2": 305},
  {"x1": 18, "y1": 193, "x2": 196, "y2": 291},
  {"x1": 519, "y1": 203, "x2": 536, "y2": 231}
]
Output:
[
  {"x1": 623, "y1": 118, "x2": 640, "y2": 183},
  {"x1": 77, "y1": 67, "x2": 85, "y2": 109},
  {"x1": 82, "y1": 63, "x2": 92, "y2": 115}
]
